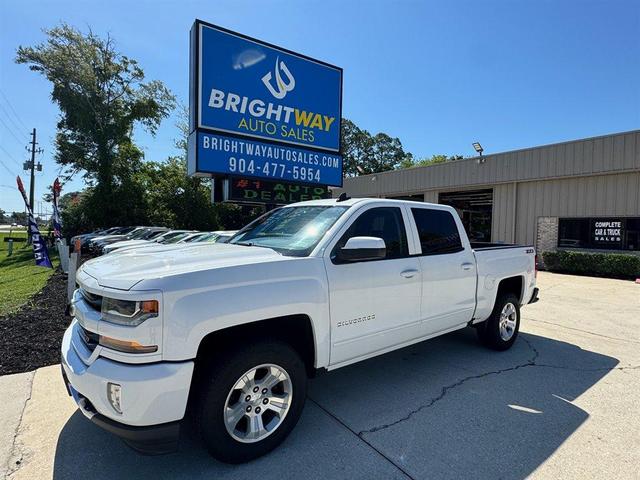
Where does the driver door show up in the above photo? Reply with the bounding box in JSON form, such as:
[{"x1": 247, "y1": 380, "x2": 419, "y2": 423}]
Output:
[{"x1": 324, "y1": 205, "x2": 422, "y2": 366}]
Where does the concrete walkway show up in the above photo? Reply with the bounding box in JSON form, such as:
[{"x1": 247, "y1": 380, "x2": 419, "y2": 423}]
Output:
[{"x1": 2, "y1": 271, "x2": 639, "y2": 479}]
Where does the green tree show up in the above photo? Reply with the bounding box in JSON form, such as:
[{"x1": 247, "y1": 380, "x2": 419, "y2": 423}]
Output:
[
  {"x1": 10, "y1": 212, "x2": 27, "y2": 225},
  {"x1": 400, "y1": 154, "x2": 464, "y2": 169},
  {"x1": 141, "y1": 108, "x2": 261, "y2": 231},
  {"x1": 16, "y1": 24, "x2": 175, "y2": 227},
  {"x1": 340, "y1": 118, "x2": 413, "y2": 176}
]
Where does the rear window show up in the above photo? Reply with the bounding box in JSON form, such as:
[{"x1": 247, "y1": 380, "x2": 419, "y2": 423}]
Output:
[{"x1": 411, "y1": 208, "x2": 463, "y2": 255}]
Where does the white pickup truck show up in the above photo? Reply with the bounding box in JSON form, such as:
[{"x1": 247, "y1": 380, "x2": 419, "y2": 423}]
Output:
[{"x1": 61, "y1": 197, "x2": 539, "y2": 463}]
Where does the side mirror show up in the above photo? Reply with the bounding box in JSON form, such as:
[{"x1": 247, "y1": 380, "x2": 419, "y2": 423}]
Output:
[{"x1": 337, "y1": 236, "x2": 386, "y2": 263}]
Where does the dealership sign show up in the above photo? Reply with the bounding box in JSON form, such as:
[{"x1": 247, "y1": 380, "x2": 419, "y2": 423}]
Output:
[
  {"x1": 592, "y1": 219, "x2": 623, "y2": 245},
  {"x1": 188, "y1": 20, "x2": 343, "y2": 187},
  {"x1": 223, "y1": 177, "x2": 330, "y2": 205}
]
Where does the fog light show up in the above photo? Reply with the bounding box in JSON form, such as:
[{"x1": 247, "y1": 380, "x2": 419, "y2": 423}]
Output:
[{"x1": 107, "y1": 383, "x2": 122, "y2": 414}]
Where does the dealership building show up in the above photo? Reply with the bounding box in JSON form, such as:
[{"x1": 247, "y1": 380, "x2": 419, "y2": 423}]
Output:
[{"x1": 336, "y1": 130, "x2": 640, "y2": 257}]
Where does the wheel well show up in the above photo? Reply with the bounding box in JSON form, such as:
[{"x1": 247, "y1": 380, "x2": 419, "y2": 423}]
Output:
[
  {"x1": 194, "y1": 314, "x2": 316, "y2": 377},
  {"x1": 497, "y1": 276, "x2": 524, "y2": 304}
]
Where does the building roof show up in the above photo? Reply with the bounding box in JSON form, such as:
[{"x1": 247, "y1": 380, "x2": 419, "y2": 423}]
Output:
[{"x1": 339, "y1": 129, "x2": 640, "y2": 197}]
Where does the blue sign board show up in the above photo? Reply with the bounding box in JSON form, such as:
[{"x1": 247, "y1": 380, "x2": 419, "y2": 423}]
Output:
[
  {"x1": 191, "y1": 131, "x2": 343, "y2": 187},
  {"x1": 188, "y1": 20, "x2": 343, "y2": 187}
]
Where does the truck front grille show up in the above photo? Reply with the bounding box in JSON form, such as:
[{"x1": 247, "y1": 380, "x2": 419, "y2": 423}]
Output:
[
  {"x1": 79, "y1": 325, "x2": 100, "y2": 352},
  {"x1": 79, "y1": 288, "x2": 102, "y2": 311}
]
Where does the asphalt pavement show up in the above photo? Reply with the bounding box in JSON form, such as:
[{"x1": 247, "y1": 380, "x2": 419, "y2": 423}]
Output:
[{"x1": 2, "y1": 271, "x2": 639, "y2": 479}]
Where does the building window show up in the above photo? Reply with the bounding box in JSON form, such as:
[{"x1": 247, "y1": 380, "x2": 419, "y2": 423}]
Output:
[{"x1": 558, "y1": 217, "x2": 640, "y2": 251}]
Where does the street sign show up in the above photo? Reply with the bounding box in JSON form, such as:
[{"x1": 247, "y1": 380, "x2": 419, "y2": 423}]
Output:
[
  {"x1": 223, "y1": 176, "x2": 330, "y2": 205},
  {"x1": 188, "y1": 20, "x2": 343, "y2": 187}
]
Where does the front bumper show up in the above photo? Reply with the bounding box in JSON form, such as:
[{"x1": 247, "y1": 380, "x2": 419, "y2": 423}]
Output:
[
  {"x1": 61, "y1": 320, "x2": 194, "y2": 454},
  {"x1": 61, "y1": 365, "x2": 181, "y2": 454}
]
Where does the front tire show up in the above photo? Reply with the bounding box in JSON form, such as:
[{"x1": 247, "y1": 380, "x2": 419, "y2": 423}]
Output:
[
  {"x1": 476, "y1": 293, "x2": 521, "y2": 351},
  {"x1": 196, "y1": 340, "x2": 307, "y2": 463}
]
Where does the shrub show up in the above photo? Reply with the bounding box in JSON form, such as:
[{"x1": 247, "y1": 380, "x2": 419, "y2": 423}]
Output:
[{"x1": 542, "y1": 250, "x2": 640, "y2": 279}]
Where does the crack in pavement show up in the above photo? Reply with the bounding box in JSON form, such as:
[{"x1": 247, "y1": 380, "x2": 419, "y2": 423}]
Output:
[
  {"x1": 307, "y1": 396, "x2": 416, "y2": 480},
  {"x1": 5, "y1": 372, "x2": 34, "y2": 479},
  {"x1": 524, "y1": 317, "x2": 640, "y2": 345},
  {"x1": 356, "y1": 337, "x2": 638, "y2": 436}
]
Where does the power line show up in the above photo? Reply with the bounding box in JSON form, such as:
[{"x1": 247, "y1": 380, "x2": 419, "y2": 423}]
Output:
[
  {"x1": 0, "y1": 103, "x2": 29, "y2": 140},
  {"x1": 0, "y1": 144, "x2": 22, "y2": 167},
  {"x1": 0, "y1": 88, "x2": 29, "y2": 131},
  {"x1": 0, "y1": 115, "x2": 28, "y2": 146},
  {"x1": 0, "y1": 158, "x2": 17, "y2": 176}
]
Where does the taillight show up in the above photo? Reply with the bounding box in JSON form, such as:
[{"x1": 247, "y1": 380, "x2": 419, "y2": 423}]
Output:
[{"x1": 534, "y1": 254, "x2": 538, "y2": 278}]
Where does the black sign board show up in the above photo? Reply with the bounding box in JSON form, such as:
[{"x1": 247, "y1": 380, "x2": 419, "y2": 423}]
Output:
[
  {"x1": 224, "y1": 177, "x2": 330, "y2": 205},
  {"x1": 591, "y1": 219, "x2": 623, "y2": 246}
]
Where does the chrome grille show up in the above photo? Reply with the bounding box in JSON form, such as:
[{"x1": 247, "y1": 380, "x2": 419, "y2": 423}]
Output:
[
  {"x1": 79, "y1": 288, "x2": 102, "y2": 311},
  {"x1": 79, "y1": 325, "x2": 99, "y2": 352}
]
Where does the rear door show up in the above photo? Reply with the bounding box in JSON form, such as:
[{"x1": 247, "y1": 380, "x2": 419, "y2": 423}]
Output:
[
  {"x1": 408, "y1": 206, "x2": 477, "y2": 335},
  {"x1": 324, "y1": 205, "x2": 422, "y2": 366}
]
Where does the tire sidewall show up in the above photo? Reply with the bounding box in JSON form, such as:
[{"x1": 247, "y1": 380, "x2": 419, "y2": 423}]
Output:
[
  {"x1": 480, "y1": 293, "x2": 521, "y2": 350},
  {"x1": 197, "y1": 341, "x2": 307, "y2": 463}
]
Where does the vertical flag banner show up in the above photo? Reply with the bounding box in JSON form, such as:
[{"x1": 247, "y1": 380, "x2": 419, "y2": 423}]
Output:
[
  {"x1": 52, "y1": 178, "x2": 63, "y2": 238},
  {"x1": 16, "y1": 176, "x2": 53, "y2": 268}
]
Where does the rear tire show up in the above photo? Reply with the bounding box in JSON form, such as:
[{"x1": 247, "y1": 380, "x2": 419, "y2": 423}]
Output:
[
  {"x1": 196, "y1": 340, "x2": 307, "y2": 463},
  {"x1": 476, "y1": 293, "x2": 520, "y2": 351}
]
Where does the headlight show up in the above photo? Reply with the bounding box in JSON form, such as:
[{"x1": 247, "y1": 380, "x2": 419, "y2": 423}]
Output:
[{"x1": 101, "y1": 298, "x2": 158, "y2": 326}]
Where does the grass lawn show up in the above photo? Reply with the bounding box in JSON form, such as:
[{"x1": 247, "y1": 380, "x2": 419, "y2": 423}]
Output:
[{"x1": 0, "y1": 231, "x2": 60, "y2": 316}]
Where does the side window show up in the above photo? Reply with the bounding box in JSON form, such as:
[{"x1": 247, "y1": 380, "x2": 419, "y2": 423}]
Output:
[
  {"x1": 333, "y1": 207, "x2": 408, "y2": 261},
  {"x1": 411, "y1": 208, "x2": 464, "y2": 255}
]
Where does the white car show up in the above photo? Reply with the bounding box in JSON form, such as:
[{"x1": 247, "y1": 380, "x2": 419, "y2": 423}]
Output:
[
  {"x1": 103, "y1": 230, "x2": 193, "y2": 254},
  {"x1": 191, "y1": 230, "x2": 238, "y2": 243},
  {"x1": 62, "y1": 198, "x2": 538, "y2": 462}
]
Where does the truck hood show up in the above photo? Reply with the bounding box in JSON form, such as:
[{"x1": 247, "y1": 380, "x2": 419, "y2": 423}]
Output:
[{"x1": 79, "y1": 243, "x2": 283, "y2": 290}]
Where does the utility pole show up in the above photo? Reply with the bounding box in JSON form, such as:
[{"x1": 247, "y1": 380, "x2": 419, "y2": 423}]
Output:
[{"x1": 24, "y1": 128, "x2": 43, "y2": 209}]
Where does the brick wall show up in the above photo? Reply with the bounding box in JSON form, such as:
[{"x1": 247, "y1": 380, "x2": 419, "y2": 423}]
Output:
[{"x1": 536, "y1": 217, "x2": 558, "y2": 267}]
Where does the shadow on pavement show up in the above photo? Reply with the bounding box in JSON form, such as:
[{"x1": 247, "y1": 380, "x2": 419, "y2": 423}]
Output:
[{"x1": 53, "y1": 329, "x2": 618, "y2": 480}]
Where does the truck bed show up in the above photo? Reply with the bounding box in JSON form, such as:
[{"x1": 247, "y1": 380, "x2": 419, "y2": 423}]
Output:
[{"x1": 470, "y1": 242, "x2": 532, "y2": 251}]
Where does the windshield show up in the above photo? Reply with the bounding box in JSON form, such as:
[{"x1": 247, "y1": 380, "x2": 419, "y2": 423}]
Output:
[
  {"x1": 144, "y1": 230, "x2": 166, "y2": 240},
  {"x1": 155, "y1": 231, "x2": 183, "y2": 243},
  {"x1": 229, "y1": 206, "x2": 349, "y2": 256},
  {"x1": 128, "y1": 229, "x2": 149, "y2": 239},
  {"x1": 183, "y1": 233, "x2": 207, "y2": 243},
  {"x1": 165, "y1": 232, "x2": 191, "y2": 244},
  {"x1": 192, "y1": 233, "x2": 217, "y2": 243}
]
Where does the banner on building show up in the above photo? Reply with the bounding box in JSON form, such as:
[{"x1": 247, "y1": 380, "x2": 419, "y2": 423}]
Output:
[{"x1": 16, "y1": 176, "x2": 53, "y2": 268}]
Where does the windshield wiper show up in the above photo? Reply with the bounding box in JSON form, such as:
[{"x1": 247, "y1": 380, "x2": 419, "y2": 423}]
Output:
[
  {"x1": 233, "y1": 241, "x2": 280, "y2": 253},
  {"x1": 234, "y1": 241, "x2": 255, "y2": 247}
]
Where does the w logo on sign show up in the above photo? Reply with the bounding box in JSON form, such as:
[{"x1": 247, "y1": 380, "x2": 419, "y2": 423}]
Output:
[{"x1": 261, "y1": 57, "x2": 295, "y2": 100}]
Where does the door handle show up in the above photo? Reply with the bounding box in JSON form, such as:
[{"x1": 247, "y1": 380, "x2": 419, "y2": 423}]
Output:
[
  {"x1": 400, "y1": 269, "x2": 419, "y2": 278},
  {"x1": 461, "y1": 262, "x2": 474, "y2": 271}
]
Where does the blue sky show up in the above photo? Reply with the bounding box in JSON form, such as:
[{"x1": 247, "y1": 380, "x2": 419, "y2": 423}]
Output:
[{"x1": 1, "y1": 0, "x2": 638, "y2": 214}]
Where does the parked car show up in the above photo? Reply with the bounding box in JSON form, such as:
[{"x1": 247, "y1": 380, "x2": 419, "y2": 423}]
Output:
[
  {"x1": 62, "y1": 198, "x2": 538, "y2": 463},
  {"x1": 102, "y1": 230, "x2": 193, "y2": 254},
  {"x1": 191, "y1": 230, "x2": 238, "y2": 244},
  {"x1": 103, "y1": 230, "x2": 198, "y2": 255},
  {"x1": 95, "y1": 227, "x2": 168, "y2": 255},
  {"x1": 71, "y1": 227, "x2": 126, "y2": 252},
  {"x1": 89, "y1": 227, "x2": 156, "y2": 253},
  {"x1": 82, "y1": 226, "x2": 137, "y2": 251}
]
